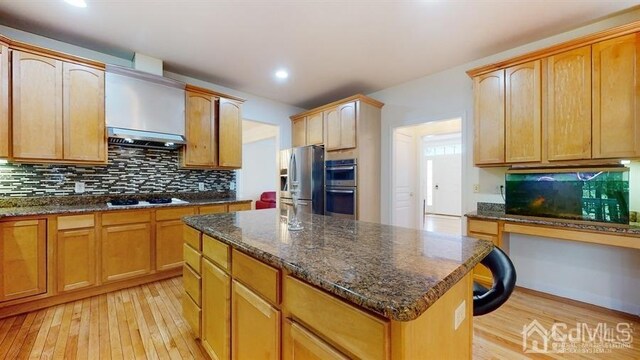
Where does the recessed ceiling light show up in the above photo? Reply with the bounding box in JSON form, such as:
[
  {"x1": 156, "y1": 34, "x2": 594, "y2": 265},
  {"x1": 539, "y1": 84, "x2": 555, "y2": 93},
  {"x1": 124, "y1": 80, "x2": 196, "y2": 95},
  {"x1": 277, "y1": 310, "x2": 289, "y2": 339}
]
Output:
[
  {"x1": 64, "y1": 0, "x2": 87, "y2": 8},
  {"x1": 275, "y1": 70, "x2": 289, "y2": 80}
]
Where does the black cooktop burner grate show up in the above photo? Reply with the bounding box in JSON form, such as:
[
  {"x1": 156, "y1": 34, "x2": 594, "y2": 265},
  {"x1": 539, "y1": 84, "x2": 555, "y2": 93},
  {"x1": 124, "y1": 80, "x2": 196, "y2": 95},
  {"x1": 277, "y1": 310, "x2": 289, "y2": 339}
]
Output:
[
  {"x1": 110, "y1": 199, "x2": 139, "y2": 206},
  {"x1": 148, "y1": 198, "x2": 173, "y2": 204}
]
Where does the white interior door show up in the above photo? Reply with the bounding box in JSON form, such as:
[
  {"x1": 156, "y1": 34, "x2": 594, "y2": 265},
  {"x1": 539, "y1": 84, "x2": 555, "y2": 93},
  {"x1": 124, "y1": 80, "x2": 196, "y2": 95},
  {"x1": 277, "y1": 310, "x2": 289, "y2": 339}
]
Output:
[
  {"x1": 393, "y1": 130, "x2": 417, "y2": 228},
  {"x1": 431, "y1": 154, "x2": 462, "y2": 216}
]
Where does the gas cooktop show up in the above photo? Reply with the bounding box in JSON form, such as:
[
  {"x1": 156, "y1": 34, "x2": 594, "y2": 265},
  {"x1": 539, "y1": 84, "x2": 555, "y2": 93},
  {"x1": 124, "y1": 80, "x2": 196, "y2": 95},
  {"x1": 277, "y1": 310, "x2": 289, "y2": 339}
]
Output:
[{"x1": 106, "y1": 198, "x2": 189, "y2": 208}]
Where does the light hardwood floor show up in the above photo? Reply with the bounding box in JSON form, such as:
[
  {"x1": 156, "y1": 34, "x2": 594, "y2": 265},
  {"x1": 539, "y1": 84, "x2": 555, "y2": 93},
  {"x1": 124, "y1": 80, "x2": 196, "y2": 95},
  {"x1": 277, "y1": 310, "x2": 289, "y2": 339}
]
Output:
[
  {"x1": 424, "y1": 214, "x2": 462, "y2": 235},
  {"x1": 0, "y1": 277, "x2": 637, "y2": 359}
]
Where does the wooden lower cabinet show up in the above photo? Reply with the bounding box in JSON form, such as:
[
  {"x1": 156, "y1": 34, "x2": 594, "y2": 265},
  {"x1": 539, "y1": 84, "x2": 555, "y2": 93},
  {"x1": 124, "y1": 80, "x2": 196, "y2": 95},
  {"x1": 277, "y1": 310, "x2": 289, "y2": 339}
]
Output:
[
  {"x1": 201, "y1": 258, "x2": 231, "y2": 360},
  {"x1": 199, "y1": 204, "x2": 227, "y2": 214},
  {"x1": 228, "y1": 202, "x2": 251, "y2": 212},
  {"x1": 101, "y1": 222, "x2": 152, "y2": 282},
  {"x1": 467, "y1": 219, "x2": 501, "y2": 286},
  {"x1": 232, "y1": 280, "x2": 280, "y2": 360},
  {"x1": 57, "y1": 227, "x2": 96, "y2": 292},
  {"x1": 283, "y1": 320, "x2": 348, "y2": 360},
  {"x1": 0, "y1": 219, "x2": 47, "y2": 302},
  {"x1": 156, "y1": 206, "x2": 196, "y2": 271}
]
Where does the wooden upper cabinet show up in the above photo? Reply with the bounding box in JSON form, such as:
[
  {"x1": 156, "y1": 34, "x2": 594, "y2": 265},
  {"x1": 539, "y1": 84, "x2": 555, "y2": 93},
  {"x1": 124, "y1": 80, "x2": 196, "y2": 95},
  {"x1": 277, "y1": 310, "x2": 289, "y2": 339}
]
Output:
[
  {"x1": 0, "y1": 45, "x2": 8, "y2": 158},
  {"x1": 545, "y1": 46, "x2": 592, "y2": 161},
  {"x1": 183, "y1": 90, "x2": 216, "y2": 167},
  {"x1": 505, "y1": 61, "x2": 541, "y2": 163},
  {"x1": 292, "y1": 117, "x2": 306, "y2": 147},
  {"x1": 324, "y1": 107, "x2": 340, "y2": 150},
  {"x1": 218, "y1": 98, "x2": 243, "y2": 168},
  {"x1": 473, "y1": 69, "x2": 505, "y2": 165},
  {"x1": 306, "y1": 112, "x2": 323, "y2": 145},
  {"x1": 326, "y1": 102, "x2": 356, "y2": 151},
  {"x1": 63, "y1": 63, "x2": 106, "y2": 162},
  {"x1": 12, "y1": 50, "x2": 63, "y2": 160},
  {"x1": 592, "y1": 33, "x2": 640, "y2": 159},
  {"x1": 0, "y1": 219, "x2": 47, "y2": 302}
]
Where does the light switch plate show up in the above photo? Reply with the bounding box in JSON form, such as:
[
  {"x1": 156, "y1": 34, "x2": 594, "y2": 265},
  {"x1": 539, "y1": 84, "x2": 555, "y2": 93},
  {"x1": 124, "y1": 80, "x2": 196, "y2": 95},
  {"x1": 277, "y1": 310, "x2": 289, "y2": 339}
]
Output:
[
  {"x1": 454, "y1": 300, "x2": 466, "y2": 330},
  {"x1": 74, "y1": 182, "x2": 85, "y2": 194},
  {"x1": 473, "y1": 184, "x2": 479, "y2": 193}
]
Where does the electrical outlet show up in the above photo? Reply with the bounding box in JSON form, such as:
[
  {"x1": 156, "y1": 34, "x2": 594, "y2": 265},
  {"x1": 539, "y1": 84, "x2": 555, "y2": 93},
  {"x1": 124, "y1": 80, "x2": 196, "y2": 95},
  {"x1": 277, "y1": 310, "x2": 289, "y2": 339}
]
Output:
[
  {"x1": 473, "y1": 184, "x2": 479, "y2": 193},
  {"x1": 74, "y1": 182, "x2": 85, "y2": 194},
  {"x1": 230, "y1": 182, "x2": 236, "y2": 191},
  {"x1": 454, "y1": 300, "x2": 466, "y2": 330},
  {"x1": 198, "y1": 182, "x2": 205, "y2": 191}
]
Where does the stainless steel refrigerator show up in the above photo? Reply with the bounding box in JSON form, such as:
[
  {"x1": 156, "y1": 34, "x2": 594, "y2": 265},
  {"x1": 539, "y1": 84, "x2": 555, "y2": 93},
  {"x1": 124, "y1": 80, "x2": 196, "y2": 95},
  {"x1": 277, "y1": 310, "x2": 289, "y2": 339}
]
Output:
[{"x1": 280, "y1": 145, "x2": 324, "y2": 215}]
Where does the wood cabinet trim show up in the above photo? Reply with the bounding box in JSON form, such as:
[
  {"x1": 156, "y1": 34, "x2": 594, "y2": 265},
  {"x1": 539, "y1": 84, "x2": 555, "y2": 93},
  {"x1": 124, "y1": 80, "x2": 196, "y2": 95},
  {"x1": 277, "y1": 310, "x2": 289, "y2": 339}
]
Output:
[
  {"x1": 185, "y1": 83, "x2": 245, "y2": 102},
  {"x1": 467, "y1": 20, "x2": 640, "y2": 77},
  {"x1": 290, "y1": 94, "x2": 383, "y2": 120},
  {"x1": 8, "y1": 42, "x2": 105, "y2": 70}
]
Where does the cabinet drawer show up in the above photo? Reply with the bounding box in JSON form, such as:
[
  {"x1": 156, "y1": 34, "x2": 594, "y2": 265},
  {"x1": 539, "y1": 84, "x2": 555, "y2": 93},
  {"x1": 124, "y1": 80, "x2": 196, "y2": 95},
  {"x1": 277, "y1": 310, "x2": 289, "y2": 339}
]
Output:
[
  {"x1": 156, "y1": 207, "x2": 196, "y2": 221},
  {"x1": 57, "y1": 214, "x2": 94, "y2": 230},
  {"x1": 467, "y1": 232, "x2": 498, "y2": 245},
  {"x1": 199, "y1": 204, "x2": 227, "y2": 214},
  {"x1": 232, "y1": 249, "x2": 280, "y2": 305},
  {"x1": 183, "y1": 244, "x2": 201, "y2": 274},
  {"x1": 183, "y1": 225, "x2": 202, "y2": 251},
  {"x1": 228, "y1": 202, "x2": 251, "y2": 212},
  {"x1": 468, "y1": 219, "x2": 498, "y2": 235},
  {"x1": 284, "y1": 320, "x2": 348, "y2": 360},
  {"x1": 183, "y1": 264, "x2": 202, "y2": 306},
  {"x1": 203, "y1": 234, "x2": 230, "y2": 271},
  {"x1": 102, "y1": 210, "x2": 151, "y2": 226},
  {"x1": 183, "y1": 292, "x2": 201, "y2": 338},
  {"x1": 284, "y1": 276, "x2": 389, "y2": 360}
]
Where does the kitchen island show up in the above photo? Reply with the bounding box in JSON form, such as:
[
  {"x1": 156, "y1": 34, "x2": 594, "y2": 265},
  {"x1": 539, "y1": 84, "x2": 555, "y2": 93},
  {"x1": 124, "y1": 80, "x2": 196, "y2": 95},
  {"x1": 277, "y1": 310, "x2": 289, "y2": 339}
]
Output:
[{"x1": 182, "y1": 209, "x2": 493, "y2": 359}]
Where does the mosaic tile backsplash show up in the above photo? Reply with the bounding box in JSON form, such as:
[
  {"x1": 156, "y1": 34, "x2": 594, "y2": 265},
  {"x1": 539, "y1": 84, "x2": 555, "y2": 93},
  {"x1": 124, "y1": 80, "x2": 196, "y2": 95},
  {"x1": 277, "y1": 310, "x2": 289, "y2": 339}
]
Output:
[{"x1": 0, "y1": 145, "x2": 235, "y2": 197}]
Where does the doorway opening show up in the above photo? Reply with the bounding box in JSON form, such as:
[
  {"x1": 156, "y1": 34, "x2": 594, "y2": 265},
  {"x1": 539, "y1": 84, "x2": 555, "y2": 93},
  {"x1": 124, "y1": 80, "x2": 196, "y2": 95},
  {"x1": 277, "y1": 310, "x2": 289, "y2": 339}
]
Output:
[
  {"x1": 392, "y1": 117, "x2": 462, "y2": 235},
  {"x1": 236, "y1": 120, "x2": 280, "y2": 209}
]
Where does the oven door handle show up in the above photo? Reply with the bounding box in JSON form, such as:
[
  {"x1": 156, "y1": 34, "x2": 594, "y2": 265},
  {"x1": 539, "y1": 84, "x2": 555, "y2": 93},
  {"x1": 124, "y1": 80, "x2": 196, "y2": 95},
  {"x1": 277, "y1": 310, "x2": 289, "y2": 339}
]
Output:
[
  {"x1": 326, "y1": 166, "x2": 355, "y2": 171},
  {"x1": 326, "y1": 189, "x2": 355, "y2": 194}
]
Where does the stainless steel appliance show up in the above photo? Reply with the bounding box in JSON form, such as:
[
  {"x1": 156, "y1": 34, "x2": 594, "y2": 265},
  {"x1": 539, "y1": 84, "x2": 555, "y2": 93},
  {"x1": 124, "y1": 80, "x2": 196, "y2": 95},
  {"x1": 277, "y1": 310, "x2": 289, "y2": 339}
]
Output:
[
  {"x1": 325, "y1": 159, "x2": 357, "y2": 219},
  {"x1": 280, "y1": 145, "x2": 324, "y2": 215}
]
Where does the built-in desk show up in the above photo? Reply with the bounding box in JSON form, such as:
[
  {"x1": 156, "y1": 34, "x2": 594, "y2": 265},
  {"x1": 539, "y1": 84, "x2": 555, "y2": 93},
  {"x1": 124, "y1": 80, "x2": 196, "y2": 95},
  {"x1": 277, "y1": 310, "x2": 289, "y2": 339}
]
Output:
[{"x1": 465, "y1": 212, "x2": 640, "y2": 285}]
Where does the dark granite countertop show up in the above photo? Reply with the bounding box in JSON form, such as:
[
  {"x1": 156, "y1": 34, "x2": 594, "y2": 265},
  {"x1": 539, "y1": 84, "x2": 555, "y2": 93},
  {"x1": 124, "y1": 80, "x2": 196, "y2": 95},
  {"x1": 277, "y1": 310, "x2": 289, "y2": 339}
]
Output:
[
  {"x1": 183, "y1": 209, "x2": 493, "y2": 322},
  {"x1": 466, "y1": 211, "x2": 640, "y2": 236},
  {"x1": 0, "y1": 192, "x2": 252, "y2": 219}
]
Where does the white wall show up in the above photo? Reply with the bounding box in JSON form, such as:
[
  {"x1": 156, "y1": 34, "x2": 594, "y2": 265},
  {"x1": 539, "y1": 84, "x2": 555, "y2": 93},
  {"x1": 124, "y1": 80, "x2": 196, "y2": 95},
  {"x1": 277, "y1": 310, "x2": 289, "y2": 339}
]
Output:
[
  {"x1": 0, "y1": 25, "x2": 305, "y2": 151},
  {"x1": 369, "y1": 8, "x2": 640, "y2": 315},
  {"x1": 240, "y1": 137, "x2": 278, "y2": 204}
]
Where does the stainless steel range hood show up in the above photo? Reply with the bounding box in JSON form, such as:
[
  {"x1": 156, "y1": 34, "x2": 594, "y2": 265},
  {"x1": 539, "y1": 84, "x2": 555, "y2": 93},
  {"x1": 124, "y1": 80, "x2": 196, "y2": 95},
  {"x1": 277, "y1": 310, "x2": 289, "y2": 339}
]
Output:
[{"x1": 105, "y1": 64, "x2": 186, "y2": 150}]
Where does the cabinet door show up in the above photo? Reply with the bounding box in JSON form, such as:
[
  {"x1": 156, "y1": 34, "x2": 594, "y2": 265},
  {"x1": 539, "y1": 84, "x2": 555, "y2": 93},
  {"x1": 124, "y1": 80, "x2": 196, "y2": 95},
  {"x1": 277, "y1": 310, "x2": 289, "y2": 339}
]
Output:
[
  {"x1": 201, "y1": 258, "x2": 231, "y2": 360},
  {"x1": 324, "y1": 107, "x2": 341, "y2": 150},
  {"x1": 0, "y1": 45, "x2": 8, "y2": 158},
  {"x1": 156, "y1": 219, "x2": 187, "y2": 271},
  {"x1": 0, "y1": 219, "x2": 47, "y2": 301},
  {"x1": 469, "y1": 232, "x2": 499, "y2": 286},
  {"x1": 57, "y1": 228, "x2": 96, "y2": 292},
  {"x1": 593, "y1": 33, "x2": 640, "y2": 158},
  {"x1": 101, "y1": 223, "x2": 151, "y2": 282},
  {"x1": 12, "y1": 51, "x2": 63, "y2": 160},
  {"x1": 306, "y1": 112, "x2": 324, "y2": 145},
  {"x1": 63, "y1": 63, "x2": 106, "y2": 162},
  {"x1": 338, "y1": 102, "x2": 356, "y2": 150},
  {"x1": 292, "y1": 117, "x2": 307, "y2": 147},
  {"x1": 474, "y1": 70, "x2": 505, "y2": 165},
  {"x1": 184, "y1": 91, "x2": 215, "y2": 167},
  {"x1": 219, "y1": 98, "x2": 243, "y2": 168},
  {"x1": 283, "y1": 320, "x2": 348, "y2": 360},
  {"x1": 505, "y1": 60, "x2": 541, "y2": 163},
  {"x1": 546, "y1": 46, "x2": 592, "y2": 161},
  {"x1": 232, "y1": 280, "x2": 280, "y2": 360}
]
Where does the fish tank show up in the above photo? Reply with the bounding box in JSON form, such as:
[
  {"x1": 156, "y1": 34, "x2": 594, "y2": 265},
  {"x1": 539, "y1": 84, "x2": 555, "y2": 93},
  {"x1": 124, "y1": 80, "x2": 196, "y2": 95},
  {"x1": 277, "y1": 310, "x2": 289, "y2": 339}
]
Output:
[{"x1": 505, "y1": 168, "x2": 629, "y2": 225}]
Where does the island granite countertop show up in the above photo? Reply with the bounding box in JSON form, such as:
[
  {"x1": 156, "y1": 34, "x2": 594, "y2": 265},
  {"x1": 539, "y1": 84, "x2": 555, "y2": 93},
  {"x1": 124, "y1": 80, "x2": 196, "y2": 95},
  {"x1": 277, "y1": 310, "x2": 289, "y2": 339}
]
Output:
[
  {"x1": 183, "y1": 208, "x2": 493, "y2": 322},
  {"x1": 0, "y1": 193, "x2": 251, "y2": 219}
]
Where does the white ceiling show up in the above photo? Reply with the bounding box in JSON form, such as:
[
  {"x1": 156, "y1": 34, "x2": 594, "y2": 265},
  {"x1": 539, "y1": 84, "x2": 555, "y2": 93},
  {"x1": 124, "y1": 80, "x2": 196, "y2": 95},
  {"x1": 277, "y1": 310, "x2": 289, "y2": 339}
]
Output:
[{"x1": 0, "y1": 1, "x2": 637, "y2": 109}]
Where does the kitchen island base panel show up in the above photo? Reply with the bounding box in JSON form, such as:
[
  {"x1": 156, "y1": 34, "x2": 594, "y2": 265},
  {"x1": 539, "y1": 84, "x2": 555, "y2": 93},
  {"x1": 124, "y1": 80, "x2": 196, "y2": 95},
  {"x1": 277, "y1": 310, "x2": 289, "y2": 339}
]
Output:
[{"x1": 185, "y1": 225, "x2": 476, "y2": 359}]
